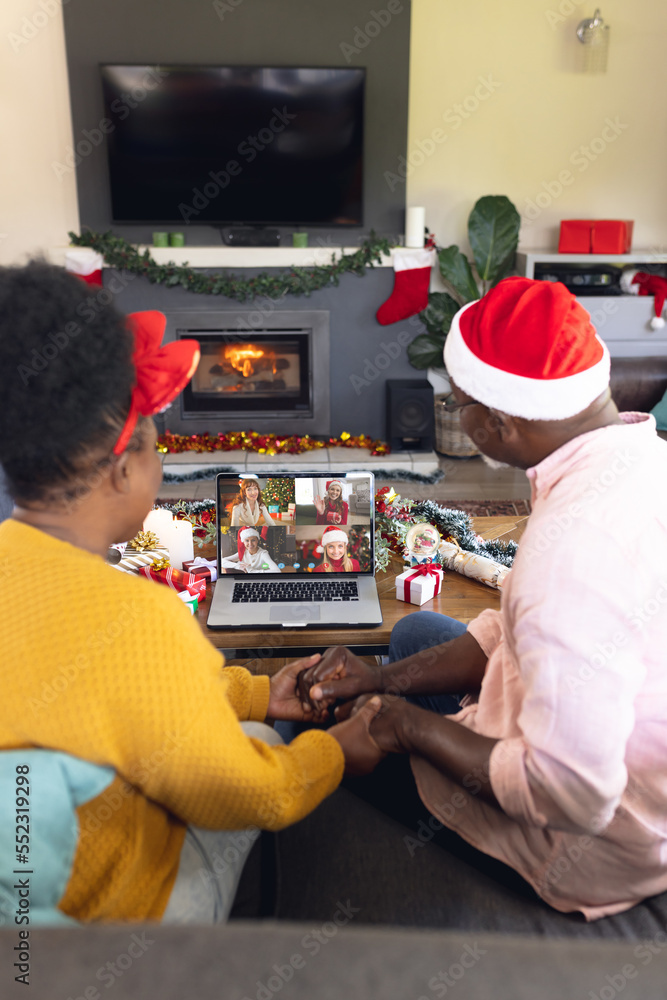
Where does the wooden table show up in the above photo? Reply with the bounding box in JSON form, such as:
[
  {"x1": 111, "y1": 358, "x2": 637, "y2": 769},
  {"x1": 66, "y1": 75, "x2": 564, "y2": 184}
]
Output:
[{"x1": 197, "y1": 516, "x2": 522, "y2": 665}]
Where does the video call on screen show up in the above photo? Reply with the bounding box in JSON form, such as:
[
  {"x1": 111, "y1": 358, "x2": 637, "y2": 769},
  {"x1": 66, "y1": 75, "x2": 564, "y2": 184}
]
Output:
[{"x1": 217, "y1": 475, "x2": 373, "y2": 574}]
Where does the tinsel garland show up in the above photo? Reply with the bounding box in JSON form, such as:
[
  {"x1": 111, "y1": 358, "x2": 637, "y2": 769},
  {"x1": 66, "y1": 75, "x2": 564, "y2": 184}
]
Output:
[
  {"x1": 68, "y1": 230, "x2": 392, "y2": 302},
  {"x1": 156, "y1": 490, "x2": 518, "y2": 566},
  {"x1": 158, "y1": 429, "x2": 390, "y2": 457}
]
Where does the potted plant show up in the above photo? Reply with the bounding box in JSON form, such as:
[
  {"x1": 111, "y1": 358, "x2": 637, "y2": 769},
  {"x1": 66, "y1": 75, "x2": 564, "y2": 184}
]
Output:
[{"x1": 407, "y1": 195, "x2": 521, "y2": 456}]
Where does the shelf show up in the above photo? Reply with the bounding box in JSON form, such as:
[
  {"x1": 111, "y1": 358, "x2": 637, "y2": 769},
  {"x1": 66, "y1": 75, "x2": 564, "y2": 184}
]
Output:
[
  {"x1": 518, "y1": 250, "x2": 667, "y2": 269},
  {"x1": 49, "y1": 245, "x2": 396, "y2": 269}
]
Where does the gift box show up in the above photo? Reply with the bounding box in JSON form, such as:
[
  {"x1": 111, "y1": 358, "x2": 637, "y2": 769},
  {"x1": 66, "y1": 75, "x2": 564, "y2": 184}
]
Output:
[
  {"x1": 176, "y1": 590, "x2": 199, "y2": 615},
  {"x1": 139, "y1": 565, "x2": 207, "y2": 600},
  {"x1": 115, "y1": 543, "x2": 170, "y2": 575},
  {"x1": 395, "y1": 563, "x2": 443, "y2": 606},
  {"x1": 558, "y1": 220, "x2": 633, "y2": 254},
  {"x1": 182, "y1": 557, "x2": 218, "y2": 583}
]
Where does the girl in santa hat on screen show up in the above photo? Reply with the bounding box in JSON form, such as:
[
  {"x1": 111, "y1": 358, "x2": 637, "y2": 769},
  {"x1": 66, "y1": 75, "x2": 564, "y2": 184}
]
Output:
[
  {"x1": 314, "y1": 527, "x2": 359, "y2": 573},
  {"x1": 314, "y1": 480, "x2": 348, "y2": 525},
  {"x1": 230, "y1": 476, "x2": 276, "y2": 527},
  {"x1": 221, "y1": 527, "x2": 280, "y2": 573}
]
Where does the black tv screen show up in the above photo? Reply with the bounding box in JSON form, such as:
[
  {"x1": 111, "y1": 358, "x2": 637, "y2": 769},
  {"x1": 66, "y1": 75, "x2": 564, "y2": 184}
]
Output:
[{"x1": 99, "y1": 65, "x2": 365, "y2": 227}]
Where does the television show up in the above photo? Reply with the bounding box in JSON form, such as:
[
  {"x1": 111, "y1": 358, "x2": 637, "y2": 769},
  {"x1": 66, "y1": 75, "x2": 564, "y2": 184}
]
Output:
[{"x1": 99, "y1": 64, "x2": 365, "y2": 228}]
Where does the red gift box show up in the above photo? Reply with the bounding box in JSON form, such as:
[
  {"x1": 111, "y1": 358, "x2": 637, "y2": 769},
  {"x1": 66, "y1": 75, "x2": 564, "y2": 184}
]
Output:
[
  {"x1": 182, "y1": 558, "x2": 217, "y2": 582},
  {"x1": 139, "y1": 565, "x2": 206, "y2": 600},
  {"x1": 558, "y1": 220, "x2": 633, "y2": 254}
]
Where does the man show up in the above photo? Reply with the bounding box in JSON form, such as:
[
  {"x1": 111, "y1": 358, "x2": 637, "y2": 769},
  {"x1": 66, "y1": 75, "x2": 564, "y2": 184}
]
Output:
[{"x1": 295, "y1": 277, "x2": 667, "y2": 926}]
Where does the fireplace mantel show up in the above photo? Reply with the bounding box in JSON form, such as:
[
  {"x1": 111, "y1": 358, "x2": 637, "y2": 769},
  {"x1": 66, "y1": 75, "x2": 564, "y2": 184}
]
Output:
[{"x1": 49, "y1": 246, "x2": 396, "y2": 269}]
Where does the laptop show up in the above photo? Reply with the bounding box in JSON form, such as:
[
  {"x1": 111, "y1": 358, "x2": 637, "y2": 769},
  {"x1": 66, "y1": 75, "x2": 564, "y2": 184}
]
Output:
[{"x1": 206, "y1": 471, "x2": 383, "y2": 629}]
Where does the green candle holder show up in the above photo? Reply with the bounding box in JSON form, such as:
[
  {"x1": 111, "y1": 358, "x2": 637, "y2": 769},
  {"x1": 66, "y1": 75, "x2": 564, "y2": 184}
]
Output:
[
  {"x1": 292, "y1": 233, "x2": 308, "y2": 248},
  {"x1": 152, "y1": 232, "x2": 169, "y2": 247},
  {"x1": 169, "y1": 232, "x2": 185, "y2": 247}
]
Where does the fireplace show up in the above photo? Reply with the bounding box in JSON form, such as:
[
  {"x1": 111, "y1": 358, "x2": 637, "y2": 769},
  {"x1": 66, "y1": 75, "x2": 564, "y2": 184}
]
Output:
[{"x1": 162, "y1": 310, "x2": 330, "y2": 436}]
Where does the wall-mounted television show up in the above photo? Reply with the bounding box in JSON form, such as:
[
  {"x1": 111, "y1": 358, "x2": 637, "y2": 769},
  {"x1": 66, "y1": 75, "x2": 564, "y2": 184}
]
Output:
[{"x1": 99, "y1": 65, "x2": 365, "y2": 228}]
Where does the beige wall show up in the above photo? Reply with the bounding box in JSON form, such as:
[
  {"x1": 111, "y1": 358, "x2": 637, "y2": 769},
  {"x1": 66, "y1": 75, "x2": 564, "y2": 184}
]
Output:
[
  {"x1": 406, "y1": 0, "x2": 667, "y2": 253},
  {"x1": 1, "y1": 1, "x2": 666, "y2": 264},
  {"x1": 0, "y1": 0, "x2": 78, "y2": 266}
]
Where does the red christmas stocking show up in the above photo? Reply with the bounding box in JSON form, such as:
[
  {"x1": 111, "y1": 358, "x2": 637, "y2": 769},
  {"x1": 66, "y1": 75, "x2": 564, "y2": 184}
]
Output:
[{"x1": 376, "y1": 248, "x2": 435, "y2": 325}]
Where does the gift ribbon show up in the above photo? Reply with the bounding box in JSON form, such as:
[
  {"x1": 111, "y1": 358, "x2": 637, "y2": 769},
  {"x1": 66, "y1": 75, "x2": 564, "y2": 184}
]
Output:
[
  {"x1": 403, "y1": 562, "x2": 442, "y2": 601},
  {"x1": 188, "y1": 556, "x2": 218, "y2": 583}
]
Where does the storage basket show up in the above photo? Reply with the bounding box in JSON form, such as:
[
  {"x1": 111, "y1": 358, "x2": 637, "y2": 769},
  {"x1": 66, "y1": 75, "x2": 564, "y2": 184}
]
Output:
[{"x1": 434, "y1": 394, "x2": 480, "y2": 457}]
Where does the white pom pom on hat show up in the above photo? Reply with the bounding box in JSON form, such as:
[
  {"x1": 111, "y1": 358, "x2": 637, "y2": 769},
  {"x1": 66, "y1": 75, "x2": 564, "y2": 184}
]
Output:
[{"x1": 443, "y1": 277, "x2": 611, "y2": 420}]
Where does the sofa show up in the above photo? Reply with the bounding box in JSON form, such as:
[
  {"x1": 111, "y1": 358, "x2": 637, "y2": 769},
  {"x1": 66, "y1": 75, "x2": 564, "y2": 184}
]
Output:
[{"x1": 2, "y1": 922, "x2": 667, "y2": 999}]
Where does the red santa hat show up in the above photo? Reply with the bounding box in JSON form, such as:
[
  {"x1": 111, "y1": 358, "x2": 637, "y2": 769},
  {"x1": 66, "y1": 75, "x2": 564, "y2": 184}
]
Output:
[
  {"x1": 321, "y1": 527, "x2": 348, "y2": 546},
  {"x1": 621, "y1": 270, "x2": 667, "y2": 330},
  {"x1": 237, "y1": 526, "x2": 262, "y2": 560},
  {"x1": 443, "y1": 277, "x2": 610, "y2": 420},
  {"x1": 325, "y1": 479, "x2": 345, "y2": 492},
  {"x1": 239, "y1": 475, "x2": 260, "y2": 486}
]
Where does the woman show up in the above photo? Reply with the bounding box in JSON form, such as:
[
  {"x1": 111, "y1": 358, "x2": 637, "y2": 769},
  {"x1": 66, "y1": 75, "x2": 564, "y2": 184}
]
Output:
[
  {"x1": 221, "y1": 527, "x2": 280, "y2": 573},
  {"x1": 230, "y1": 477, "x2": 276, "y2": 527},
  {"x1": 314, "y1": 526, "x2": 359, "y2": 573},
  {"x1": 314, "y1": 479, "x2": 348, "y2": 525},
  {"x1": 0, "y1": 262, "x2": 380, "y2": 925}
]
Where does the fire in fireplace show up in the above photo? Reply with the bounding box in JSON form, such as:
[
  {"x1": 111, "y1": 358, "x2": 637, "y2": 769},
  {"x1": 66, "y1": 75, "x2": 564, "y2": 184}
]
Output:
[{"x1": 161, "y1": 310, "x2": 330, "y2": 436}]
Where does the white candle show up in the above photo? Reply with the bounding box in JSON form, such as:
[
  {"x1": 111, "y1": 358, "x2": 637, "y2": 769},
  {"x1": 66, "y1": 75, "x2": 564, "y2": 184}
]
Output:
[
  {"x1": 405, "y1": 206, "x2": 426, "y2": 248},
  {"x1": 143, "y1": 508, "x2": 173, "y2": 542},
  {"x1": 169, "y1": 519, "x2": 195, "y2": 571}
]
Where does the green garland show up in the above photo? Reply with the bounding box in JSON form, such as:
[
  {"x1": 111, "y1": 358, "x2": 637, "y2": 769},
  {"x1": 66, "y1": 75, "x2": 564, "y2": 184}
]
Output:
[{"x1": 68, "y1": 230, "x2": 392, "y2": 302}]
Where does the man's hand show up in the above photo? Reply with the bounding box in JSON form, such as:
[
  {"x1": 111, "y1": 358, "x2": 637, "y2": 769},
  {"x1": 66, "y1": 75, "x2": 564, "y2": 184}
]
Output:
[
  {"x1": 337, "y1": 693, "x2": 414, "y2": 756},
  {"x1": 267, "y1": 654, "x2": 329, "y2": 722},
  {"x1": 297, "y1": 646, "x2": 383, "y2": 711},
  {"x1": 327, "y1": 697, "x2": 386, "y2": 776}
]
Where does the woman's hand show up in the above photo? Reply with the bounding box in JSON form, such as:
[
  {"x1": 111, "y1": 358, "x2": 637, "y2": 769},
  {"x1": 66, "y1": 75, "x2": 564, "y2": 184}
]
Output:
[
  {"x1": 267, "y1": 654, "x2": 328, "y2": 722},
  {"x1": 313, "y1": 495, "x2": 325, "y2": 515},
  {"x1": 297, "y1": 646, "x2": 383, "y2": 712},
  {"x1": 327, "y1": 697, "x2": 386, "y2": 776}
]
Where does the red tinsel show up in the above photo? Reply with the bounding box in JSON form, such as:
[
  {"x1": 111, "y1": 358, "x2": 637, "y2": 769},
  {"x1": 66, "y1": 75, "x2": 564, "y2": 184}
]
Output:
[{"x1": 158, "y1": 429, "x2": 390, "y2": 457}]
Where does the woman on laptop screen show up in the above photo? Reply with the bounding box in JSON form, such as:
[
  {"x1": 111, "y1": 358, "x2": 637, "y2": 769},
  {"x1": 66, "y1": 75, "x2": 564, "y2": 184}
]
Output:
[
  {"x1": 230, "y1": 476, "x2": 276, "y2": 527},
  {"x1": 315, "y1": 526, "x2": 359, "y2": 573},
  {"x1": 314, "y1": 479, "x2": 348, "y2": 525},
  {"x1": 221, "y1": 527, "x2": 280, "y2": 573}
]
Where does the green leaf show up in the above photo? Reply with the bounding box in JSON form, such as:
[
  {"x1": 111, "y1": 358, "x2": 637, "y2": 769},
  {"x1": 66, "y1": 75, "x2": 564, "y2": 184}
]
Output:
[
  {"x1": 468, "y1": 195, "x2": 520, "y2": 285},
  {"x1": 419, "y1": 292, "x2": 459, "y2": 336},
  {"x1": 407, "y1": 333, "x2": 447, "y2": 371},
  {"x1": 437, "y1": 246, "x2": 479, "y2": 303}
]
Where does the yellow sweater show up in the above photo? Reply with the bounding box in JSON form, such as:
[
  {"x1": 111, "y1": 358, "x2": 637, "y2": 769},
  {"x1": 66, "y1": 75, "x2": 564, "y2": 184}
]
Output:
[{"x1": 0, "y1": 520, "x2": 343, "y2": 922}]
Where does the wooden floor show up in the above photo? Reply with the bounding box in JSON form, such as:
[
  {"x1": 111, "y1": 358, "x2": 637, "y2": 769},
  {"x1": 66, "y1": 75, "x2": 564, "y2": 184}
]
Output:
[{"x1": 158, "y1": 453, "x2": 532, "y2": 503}]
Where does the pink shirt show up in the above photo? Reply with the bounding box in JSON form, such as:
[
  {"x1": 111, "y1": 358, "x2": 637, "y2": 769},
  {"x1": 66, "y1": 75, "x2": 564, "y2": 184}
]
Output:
[{"x1": 412, "y1": 414, "x2": 667, "y2": 919}]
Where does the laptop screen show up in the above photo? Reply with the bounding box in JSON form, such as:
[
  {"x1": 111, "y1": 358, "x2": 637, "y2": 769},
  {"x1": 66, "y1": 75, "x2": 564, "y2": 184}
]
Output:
[{"x1": 216, "y1": 472, "x2": 374, "y2": 576}]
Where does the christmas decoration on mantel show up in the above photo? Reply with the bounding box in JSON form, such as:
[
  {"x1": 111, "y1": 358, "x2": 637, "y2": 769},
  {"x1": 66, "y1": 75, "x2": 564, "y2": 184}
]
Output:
[
  {"x1": 157, "y1": 429, "x2": 390, "y2": 457},
  {"x1": 68, "y1": 230, "x2": 392, "y2": 302},
  {"x1": 156, "y1": 488, "x2": 519, "y2": 571}
]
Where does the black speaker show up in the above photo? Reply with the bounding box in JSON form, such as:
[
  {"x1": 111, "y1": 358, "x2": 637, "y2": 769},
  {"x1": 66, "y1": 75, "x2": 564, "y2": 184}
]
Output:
[{"x1": 386, "y1": 379, "x2": 434, "y2": 452}]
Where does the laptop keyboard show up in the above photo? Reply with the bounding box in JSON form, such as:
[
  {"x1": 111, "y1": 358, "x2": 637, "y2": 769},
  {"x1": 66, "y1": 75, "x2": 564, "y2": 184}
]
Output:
[{"x1": 232, "y1": 580, "x2": 360, "y2": 603}]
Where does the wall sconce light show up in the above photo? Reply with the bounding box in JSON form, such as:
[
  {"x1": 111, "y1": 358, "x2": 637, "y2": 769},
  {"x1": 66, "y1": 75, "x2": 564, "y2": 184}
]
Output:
[{"x1": 576, "y1": 9, "x2": 610, "y2": 73}]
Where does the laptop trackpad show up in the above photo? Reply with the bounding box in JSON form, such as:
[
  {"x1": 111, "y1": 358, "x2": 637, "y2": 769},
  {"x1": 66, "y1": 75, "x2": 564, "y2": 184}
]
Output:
[{"x1": 270, "y1": 605, "x2": 321, "y2": 623}]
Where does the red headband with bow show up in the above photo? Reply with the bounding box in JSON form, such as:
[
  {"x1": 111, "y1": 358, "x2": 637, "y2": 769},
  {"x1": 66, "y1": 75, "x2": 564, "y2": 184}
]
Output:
[{"x1": 113, "y1": 311, "x2": 200, "y2": 455}]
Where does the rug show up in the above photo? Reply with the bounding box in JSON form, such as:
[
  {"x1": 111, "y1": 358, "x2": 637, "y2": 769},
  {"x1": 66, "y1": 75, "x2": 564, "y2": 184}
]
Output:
[{"x1": 440, "y1": 499, "x2": 531, "y2": 517}]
